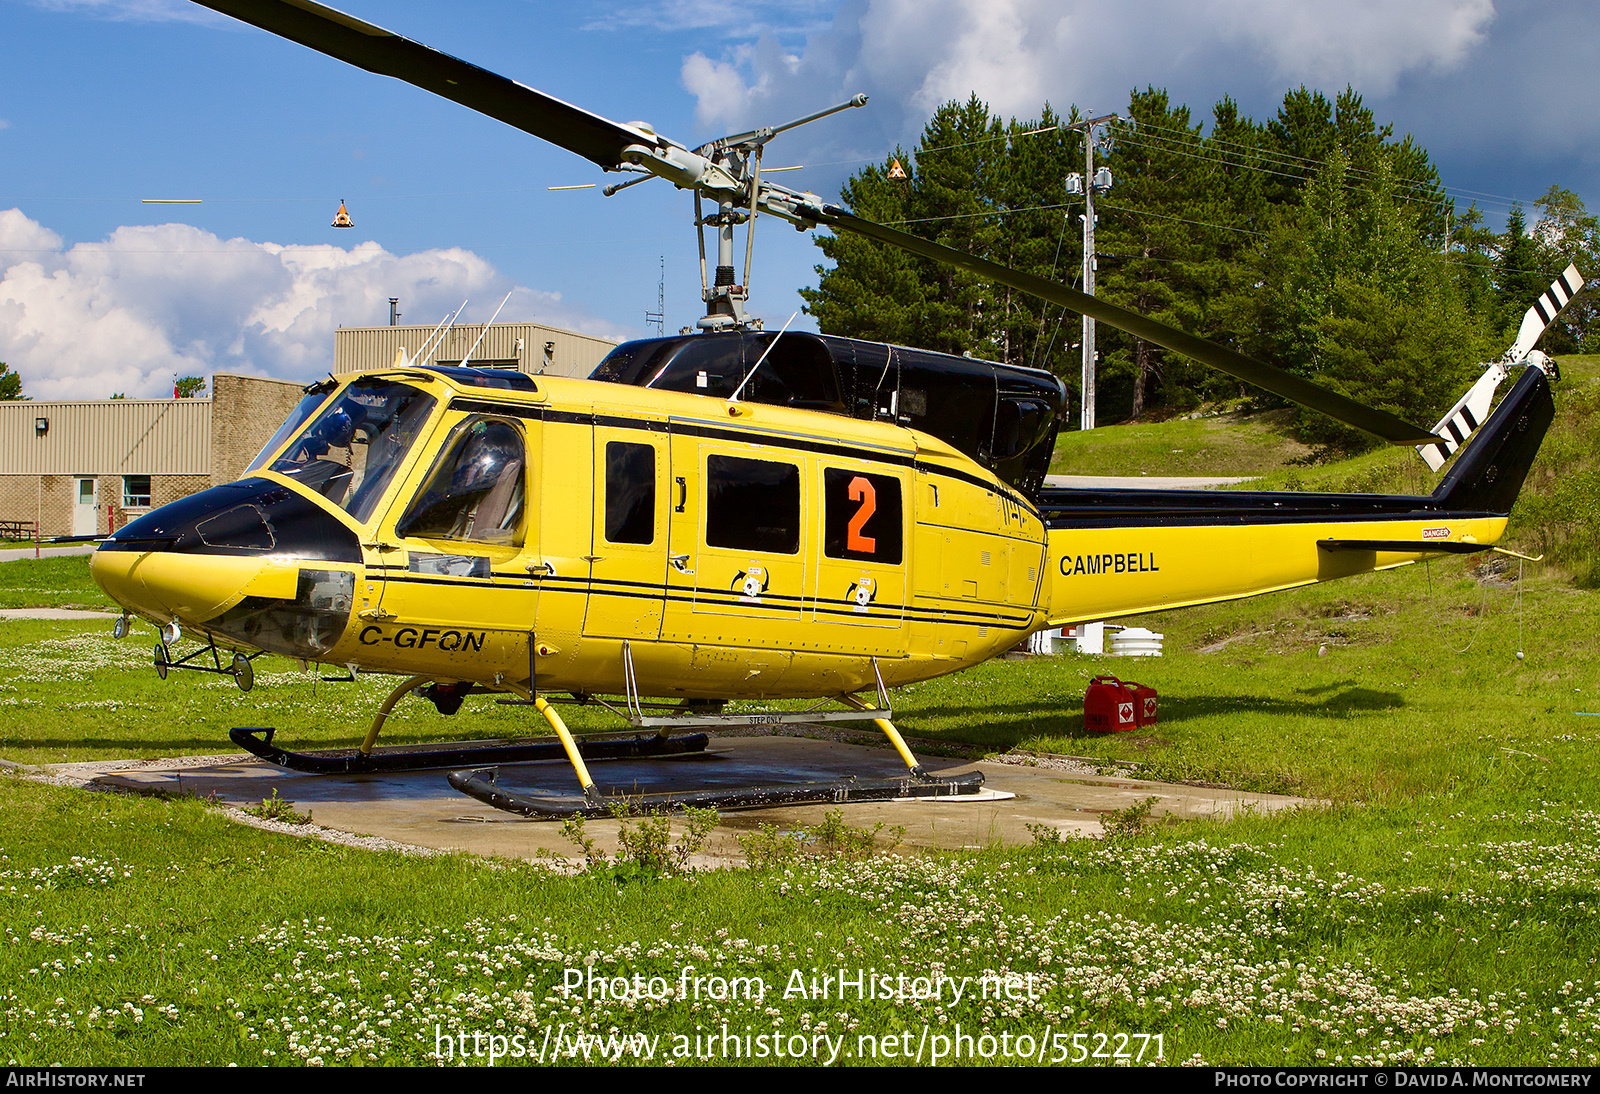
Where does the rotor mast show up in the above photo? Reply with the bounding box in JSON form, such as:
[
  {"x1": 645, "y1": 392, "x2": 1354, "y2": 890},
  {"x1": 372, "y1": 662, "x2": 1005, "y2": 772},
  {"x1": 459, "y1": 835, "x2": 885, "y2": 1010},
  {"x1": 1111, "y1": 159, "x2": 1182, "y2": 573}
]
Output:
[{"x1": 674, "y1": 96, "x2": 867, "y2": 332}]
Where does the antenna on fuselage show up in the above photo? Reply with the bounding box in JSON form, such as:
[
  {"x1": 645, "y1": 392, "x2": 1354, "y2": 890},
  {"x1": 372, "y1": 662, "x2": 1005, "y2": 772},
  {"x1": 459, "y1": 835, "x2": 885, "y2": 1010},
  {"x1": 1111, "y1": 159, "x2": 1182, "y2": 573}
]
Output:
[
  {"x1": 406, "y1": 300, "x2": 468, "y2": 367},
  {"x1": 728, "y1": 310, "x2": 798, "y2": 403},
  {"x1": 457, "y1": 290, "x2": 515, "y2": 367}
]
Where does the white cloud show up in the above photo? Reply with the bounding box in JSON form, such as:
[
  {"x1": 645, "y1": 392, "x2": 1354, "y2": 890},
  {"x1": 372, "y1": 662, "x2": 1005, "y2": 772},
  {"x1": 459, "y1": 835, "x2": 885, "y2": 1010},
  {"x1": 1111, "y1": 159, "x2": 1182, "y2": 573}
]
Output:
[
  {"x1": 681, "y1": 0, "x2": 1496, "y2": 145},
  {"x1": 0, "y1": 211, "x2": 629, "y2": 400},
  {"x1": 1212, "y1": 0, "x2": 1494, "y2": 94}
]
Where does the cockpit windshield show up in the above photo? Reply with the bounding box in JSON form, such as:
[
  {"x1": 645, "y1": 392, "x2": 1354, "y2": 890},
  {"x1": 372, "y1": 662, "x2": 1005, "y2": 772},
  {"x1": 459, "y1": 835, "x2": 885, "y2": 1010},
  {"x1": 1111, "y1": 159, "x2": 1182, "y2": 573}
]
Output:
[
  {"x1": 244, "y1": 386, "x2": 333, "y2": 476},
  {"x1": 269, "y1": 379, "x2": 436, "y2": 523}
]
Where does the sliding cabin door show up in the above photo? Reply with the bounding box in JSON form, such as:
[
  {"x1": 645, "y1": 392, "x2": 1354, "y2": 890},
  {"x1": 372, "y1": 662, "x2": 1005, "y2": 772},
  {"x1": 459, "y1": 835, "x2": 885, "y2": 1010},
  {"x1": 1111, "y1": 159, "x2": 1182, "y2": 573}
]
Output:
[{"x1": 663, "y1": 423, "x2": 810, "y2": 656}]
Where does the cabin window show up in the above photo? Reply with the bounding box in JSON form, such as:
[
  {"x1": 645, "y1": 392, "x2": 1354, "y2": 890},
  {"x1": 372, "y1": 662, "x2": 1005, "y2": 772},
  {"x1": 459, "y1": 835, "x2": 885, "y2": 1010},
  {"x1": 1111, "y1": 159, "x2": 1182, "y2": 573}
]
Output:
[
  {"x1": 823, "y1": 469, "x2": 903, "y2": 564},
  {"x1": 706, "y1": 455, "x2": 799, "y2": 555},
  {"x1": 396, "y1": 417, "x2": 527, "y2": 546},
  {"x1": 604, "y1": 441, "x2": 655, "y2": 544}
]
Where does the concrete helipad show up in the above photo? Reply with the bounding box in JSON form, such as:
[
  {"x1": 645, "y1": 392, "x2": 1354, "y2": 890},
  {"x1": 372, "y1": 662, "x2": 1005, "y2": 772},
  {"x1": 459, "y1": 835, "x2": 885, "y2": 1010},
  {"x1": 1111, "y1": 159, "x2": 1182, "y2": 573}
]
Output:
[{"x1": 53, "y1": 734, "x2": 1310, "y2": 865}]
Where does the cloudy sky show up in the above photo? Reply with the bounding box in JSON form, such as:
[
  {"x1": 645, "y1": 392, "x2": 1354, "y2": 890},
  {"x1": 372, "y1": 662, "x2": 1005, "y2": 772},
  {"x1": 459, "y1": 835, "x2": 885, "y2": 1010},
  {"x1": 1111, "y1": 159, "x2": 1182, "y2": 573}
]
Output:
[{"x1": 1, "y1": 0, "x2": 1596, "y2": 398}]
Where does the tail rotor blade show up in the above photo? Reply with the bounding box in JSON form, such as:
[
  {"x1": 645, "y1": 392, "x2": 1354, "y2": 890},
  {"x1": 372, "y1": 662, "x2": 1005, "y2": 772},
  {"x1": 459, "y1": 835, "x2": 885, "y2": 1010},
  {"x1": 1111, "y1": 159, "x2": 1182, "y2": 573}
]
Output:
[
  {"x1": 1415, "y1": 263, "x2": 1583, "y2": 470},
  {"x1": 1508, "y1": 263, "x2": 1584, "y2": 363}
]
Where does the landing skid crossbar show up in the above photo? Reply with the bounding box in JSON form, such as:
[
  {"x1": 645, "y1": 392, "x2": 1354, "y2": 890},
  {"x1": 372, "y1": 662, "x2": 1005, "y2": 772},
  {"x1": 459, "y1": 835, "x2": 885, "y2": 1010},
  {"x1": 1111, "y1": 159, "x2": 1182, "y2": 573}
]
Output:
[
  {"x1": 447, "y1": 766, "x2": 986, "y2": 818},
  {"x1": 595, "y1": 644, "x2": 896, "y2": 729},
  {"x1": 229, "y1": 726, "x2": 709, "y2": 775},
  {"x1": 618, "y1": 706, "x2": 892, "y2": 729}
]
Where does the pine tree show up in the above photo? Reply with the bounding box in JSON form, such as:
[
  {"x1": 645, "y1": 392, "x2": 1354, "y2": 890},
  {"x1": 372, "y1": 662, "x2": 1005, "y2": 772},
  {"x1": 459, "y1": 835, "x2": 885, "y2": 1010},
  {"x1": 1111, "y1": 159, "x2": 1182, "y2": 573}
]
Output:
[
  {"x1": 1095, "y1": 89, "x2": 1214, "y2": 418},
  {"x1": 803, "y1": 97, "x2": 1085, "y2": 369},
  {"x1": 1525, "y1": 186, "x2": 1600, "y2": 351},
  {"x1": 1496, "y1": 203, "x2": 1549, "y2": 338},
  {"x1": 807, "y1": 85, "x2": 1491, "y2": 443}
]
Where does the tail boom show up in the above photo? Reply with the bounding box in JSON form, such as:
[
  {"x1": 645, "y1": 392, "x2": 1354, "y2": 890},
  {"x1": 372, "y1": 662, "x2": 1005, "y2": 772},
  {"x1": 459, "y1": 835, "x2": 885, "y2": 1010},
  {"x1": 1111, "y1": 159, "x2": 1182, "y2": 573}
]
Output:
[
  {"x1": 1044, "y1": 513, "x2": 1505, "y2": 625},
  {"x1": 1041, "y1": 367, "x2": 1552, "y2": 625}
]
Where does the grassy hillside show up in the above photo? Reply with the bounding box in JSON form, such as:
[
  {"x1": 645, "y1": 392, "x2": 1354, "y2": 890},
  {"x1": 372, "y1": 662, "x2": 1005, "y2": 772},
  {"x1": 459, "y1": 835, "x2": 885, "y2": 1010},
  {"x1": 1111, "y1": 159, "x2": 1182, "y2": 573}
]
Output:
[{"x1": 1049, "y1": 405, "x2": 1311, "y2": 477}]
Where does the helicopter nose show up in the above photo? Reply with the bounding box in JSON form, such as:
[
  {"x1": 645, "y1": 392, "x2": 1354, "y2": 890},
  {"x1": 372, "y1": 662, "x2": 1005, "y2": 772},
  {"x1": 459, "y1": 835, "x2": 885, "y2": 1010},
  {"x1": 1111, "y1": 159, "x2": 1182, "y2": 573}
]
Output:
[
  {"x1": 90, "y1": 547, "x2": 296, "y2": 625},
  {"x1": 92, "y1": 476, "x2": 363, "y2": 628}
]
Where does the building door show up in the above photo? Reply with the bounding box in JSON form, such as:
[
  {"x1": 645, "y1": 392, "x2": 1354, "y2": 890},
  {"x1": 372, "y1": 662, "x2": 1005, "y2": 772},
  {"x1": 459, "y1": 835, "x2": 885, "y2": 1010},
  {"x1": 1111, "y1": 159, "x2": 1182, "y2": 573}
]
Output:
[{"x1": 73, "y1": 478, "x2": 96, "y2": 536}]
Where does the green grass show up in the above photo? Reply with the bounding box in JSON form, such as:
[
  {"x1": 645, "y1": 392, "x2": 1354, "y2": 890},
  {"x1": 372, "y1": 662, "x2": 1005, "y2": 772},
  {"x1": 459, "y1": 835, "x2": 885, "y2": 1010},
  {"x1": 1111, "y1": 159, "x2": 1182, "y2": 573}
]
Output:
[
  {"x1": 0, "y1": 556, "x2": 113, "y2": 612},
  {"x1": 1050, "y1": 406, "x2": 1310, "y2": 478},
  {"x1": 2, "y1": 715, "x2": 1599, "y2": 1066},
  {"x1": 0, "y1": 558, "x2": 1596, "y2": 1066}
]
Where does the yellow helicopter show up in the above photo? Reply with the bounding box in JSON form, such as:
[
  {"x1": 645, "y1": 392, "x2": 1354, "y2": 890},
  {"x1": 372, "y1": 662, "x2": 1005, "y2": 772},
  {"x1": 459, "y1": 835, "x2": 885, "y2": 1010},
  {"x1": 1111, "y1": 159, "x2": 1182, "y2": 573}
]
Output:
[{"x1": 88, "y1": 0, "x2": 1575, "y2": 817}]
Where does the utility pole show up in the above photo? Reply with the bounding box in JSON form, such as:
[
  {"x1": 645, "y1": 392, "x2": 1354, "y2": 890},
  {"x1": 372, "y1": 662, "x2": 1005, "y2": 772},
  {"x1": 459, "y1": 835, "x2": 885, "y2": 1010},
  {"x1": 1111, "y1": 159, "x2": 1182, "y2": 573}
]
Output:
[
  {"x1": 1064, "y1": 113, "x2": 1117, "y2": 431},
  {"x1": 1081, "y1": 130, "x2": 1098, "y2": 433}
]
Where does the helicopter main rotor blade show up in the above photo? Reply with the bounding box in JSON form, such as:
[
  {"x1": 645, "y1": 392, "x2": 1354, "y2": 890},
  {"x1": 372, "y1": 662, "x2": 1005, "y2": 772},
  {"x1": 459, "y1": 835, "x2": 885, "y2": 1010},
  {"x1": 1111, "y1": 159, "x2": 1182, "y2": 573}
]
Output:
[
  {"x1": 812, "y1": 206, "x2": 1443, "y2": 446},
  {"x1": 193, "y1": 0, "x2": 642, "y2": 170},
  {"x1": 192, "y1": 0, "x2": 1444, "y2": 448}
]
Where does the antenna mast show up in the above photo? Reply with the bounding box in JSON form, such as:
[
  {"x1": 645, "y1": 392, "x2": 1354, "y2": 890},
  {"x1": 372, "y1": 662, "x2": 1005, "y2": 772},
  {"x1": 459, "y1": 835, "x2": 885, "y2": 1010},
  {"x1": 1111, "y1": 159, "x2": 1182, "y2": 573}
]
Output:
[{"x1": 644, "y1": 254, "x2": 665, "y2": 335}]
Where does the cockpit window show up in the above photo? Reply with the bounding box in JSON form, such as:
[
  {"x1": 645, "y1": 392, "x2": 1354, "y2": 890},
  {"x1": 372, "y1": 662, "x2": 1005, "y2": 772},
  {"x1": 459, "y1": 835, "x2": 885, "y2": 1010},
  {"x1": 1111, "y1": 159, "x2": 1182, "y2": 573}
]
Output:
[
  {"x1": 396, "y1": 417, "x2": 527, "y2": 546},
  {"x1": 244, "y1": 387, "x2": 333, "y2": 475},
  {"x1": 270, "y1": 379, "x2": 436, "y2": 523}
]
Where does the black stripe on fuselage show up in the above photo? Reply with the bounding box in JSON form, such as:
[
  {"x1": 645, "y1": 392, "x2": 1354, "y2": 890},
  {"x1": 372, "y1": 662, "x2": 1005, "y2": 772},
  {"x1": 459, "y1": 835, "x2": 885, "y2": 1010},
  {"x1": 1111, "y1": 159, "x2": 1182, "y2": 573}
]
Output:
[
  {"x1": 374, "y1": 570, "x2": 1033, "y2": 629},
  {"x1": 1038, "y1": 487, "x2": 1503, "y2": 529}
]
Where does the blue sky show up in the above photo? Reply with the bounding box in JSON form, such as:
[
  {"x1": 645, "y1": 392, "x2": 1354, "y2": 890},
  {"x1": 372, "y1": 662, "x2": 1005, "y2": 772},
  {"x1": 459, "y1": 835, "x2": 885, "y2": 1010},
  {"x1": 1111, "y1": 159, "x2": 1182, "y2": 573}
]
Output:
[{"x1": 2, "y1": 0, "x2": 1597, "y2": 398}]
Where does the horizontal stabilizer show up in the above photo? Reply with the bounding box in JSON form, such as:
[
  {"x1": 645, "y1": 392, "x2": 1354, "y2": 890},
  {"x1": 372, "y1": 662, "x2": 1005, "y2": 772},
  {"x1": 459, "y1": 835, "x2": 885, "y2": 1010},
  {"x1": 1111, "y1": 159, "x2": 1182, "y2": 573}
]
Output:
[{"x1": 1318, "y1": 539, "x2": 1490, "y2": 554}]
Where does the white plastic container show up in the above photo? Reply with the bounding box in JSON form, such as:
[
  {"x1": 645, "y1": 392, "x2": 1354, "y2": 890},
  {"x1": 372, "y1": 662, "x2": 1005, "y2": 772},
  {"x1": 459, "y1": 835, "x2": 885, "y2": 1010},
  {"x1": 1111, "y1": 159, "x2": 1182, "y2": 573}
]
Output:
[{"x1": 1109, "y1": 626, "x2": 1164, "y2": 657}]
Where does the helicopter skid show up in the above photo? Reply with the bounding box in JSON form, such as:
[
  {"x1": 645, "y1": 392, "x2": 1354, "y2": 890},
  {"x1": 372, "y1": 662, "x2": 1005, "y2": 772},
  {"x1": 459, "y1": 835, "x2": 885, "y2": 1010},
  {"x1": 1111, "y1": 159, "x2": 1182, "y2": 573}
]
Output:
[
  {"x1": 447, "y1": 765, "x2": 987, "y2": 819},
  {"x1": 228, "y1": 725, "x2": 709, "y2": 775}
]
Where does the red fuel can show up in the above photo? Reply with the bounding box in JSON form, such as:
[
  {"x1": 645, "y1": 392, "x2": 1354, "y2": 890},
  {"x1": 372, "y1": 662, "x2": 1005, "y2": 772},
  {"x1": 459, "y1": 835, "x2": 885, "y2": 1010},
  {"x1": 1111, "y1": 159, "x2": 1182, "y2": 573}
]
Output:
[
  {"x1": 1084, "y1": 675, "x2": 1138, "y2": 733},
  {"x1": 1124, "y1": 681, "x2": 1159, "y2": 729}
]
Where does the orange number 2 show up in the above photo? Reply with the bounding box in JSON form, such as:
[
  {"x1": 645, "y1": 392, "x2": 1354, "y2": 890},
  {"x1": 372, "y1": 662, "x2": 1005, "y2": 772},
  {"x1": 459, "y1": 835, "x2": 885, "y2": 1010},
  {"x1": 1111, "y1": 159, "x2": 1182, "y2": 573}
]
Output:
[{"x1": 847, "y1": 476, "x2": 877, "y2": 554}]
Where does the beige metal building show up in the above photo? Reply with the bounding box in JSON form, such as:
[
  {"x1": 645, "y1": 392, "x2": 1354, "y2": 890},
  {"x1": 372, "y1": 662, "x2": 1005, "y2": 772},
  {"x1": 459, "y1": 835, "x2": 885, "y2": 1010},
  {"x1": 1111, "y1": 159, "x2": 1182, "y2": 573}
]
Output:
[
  {"x1": 334, "y1": 321, "x2": 616, "y2": 378},
  {"x1": 0, "y1": 322, "x2": 621, "y2": 538},
  {"x1": 0, "y1": 374, "x2": 308, "y2": 538}
]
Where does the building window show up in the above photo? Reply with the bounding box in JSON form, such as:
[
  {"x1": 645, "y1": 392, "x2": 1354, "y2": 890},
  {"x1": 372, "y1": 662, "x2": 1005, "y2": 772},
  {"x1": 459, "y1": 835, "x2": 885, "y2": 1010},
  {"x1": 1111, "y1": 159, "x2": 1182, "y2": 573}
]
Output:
[{"x1": 122, "y1": 476, "x2": 152, "y2": 509}]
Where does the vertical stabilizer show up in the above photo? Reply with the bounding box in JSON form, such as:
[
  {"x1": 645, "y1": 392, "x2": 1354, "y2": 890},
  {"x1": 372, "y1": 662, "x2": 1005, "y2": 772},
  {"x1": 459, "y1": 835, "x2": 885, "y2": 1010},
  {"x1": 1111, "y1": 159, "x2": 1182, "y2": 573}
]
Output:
[{"x1": 1431, "y1": 366, "x2": 1554, "y2": 514}]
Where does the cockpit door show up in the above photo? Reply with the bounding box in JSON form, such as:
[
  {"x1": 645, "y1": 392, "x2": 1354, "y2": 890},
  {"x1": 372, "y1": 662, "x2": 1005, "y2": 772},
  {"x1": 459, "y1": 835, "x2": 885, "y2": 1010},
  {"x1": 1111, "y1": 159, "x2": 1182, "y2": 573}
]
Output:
[{"x1": 366, "y1": 411, "x2": 540, "y2": 681}]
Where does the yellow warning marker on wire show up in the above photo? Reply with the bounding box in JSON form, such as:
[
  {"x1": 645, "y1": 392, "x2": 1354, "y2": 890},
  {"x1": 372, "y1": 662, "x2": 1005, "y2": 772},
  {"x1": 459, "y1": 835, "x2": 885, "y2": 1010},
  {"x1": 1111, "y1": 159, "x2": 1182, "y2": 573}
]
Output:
[
  {"x1": 331, "y1": 199, "x2": 353, "y2": 228},
  {"x1": 887, "y1": 158, "x2": 907, "y2": 180}
]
